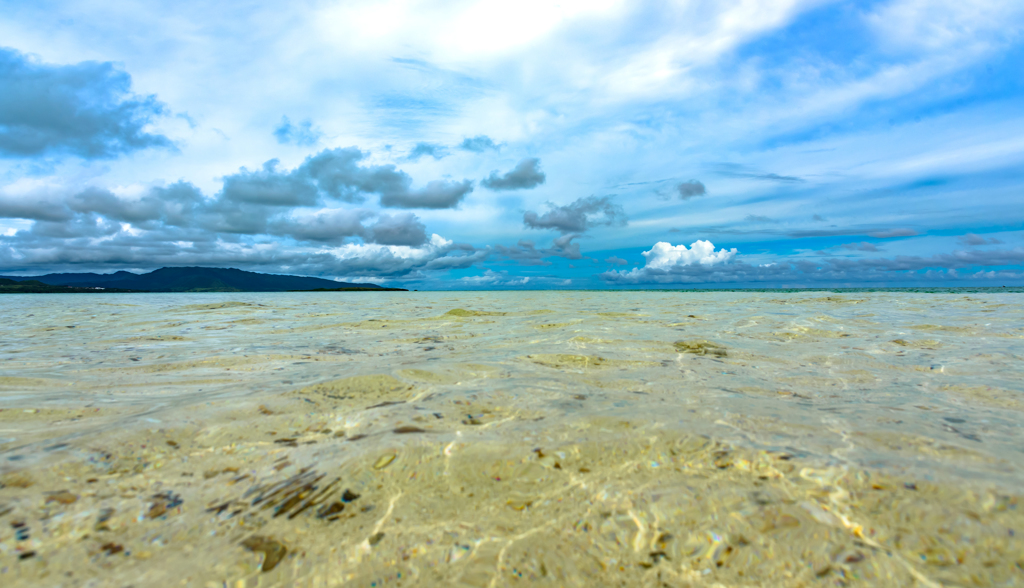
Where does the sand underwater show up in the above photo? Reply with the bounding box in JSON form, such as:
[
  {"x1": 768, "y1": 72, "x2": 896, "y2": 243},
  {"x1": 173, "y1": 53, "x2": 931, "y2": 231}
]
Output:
[{"x1": 1, "y1": 291, "x2": 1022, "y2": 587}]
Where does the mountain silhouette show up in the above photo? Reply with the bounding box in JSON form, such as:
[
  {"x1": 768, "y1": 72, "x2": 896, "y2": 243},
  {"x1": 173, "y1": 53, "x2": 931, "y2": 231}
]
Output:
[{"x1": 0, "y1": 267, "x2": 402, "y2": 292}]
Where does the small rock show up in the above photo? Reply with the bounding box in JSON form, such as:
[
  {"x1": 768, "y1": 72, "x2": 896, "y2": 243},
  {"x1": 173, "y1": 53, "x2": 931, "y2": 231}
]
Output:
[
  {"x1": 241, "y1": 536, "x2": 287, "y2": 572},
  {"x1": 373, "y1": 454, "x2": 396, "y2": 469},
  {"x1": 393, "y1": 426, "x2": 426, "y2": 434},
  {"x1": 45, "y1": 490, "x2": 77, "y2": 505}
]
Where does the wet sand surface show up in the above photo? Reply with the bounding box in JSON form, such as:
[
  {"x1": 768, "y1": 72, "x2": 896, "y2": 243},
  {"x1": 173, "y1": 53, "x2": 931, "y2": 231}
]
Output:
[{"x1": 0, "y1": 291, "x2": 1022, "y2": 587}]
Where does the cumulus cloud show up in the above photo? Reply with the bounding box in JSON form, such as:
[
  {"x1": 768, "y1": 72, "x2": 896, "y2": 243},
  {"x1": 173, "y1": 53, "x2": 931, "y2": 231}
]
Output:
[
  {"x1": 644, "y1": 241, "x2": 737, "y2": 269},
  {"x1": 318, "y1": 234, "x2": 487, "y2": 278},
  {"x1": 378, "y1": 179, "x2": 474, "y2": 209},
  {"x1": 0, "y1": 145, "x2": 477, "y2": 276},
  {"x1": 210, "y1": 147, "x2": 475, "y2": 210},
  {"x1": 676, "y1": 180, "x2": 707, "y2": 199},
  {"x1": 404, "y1": 142, "x2": 448, "y2": 161},
  {"x1": 523, "y1": 195, "x2": 626, "y2": 234},
  {"x1": 551, "y1": 234, "x2": 582, "y2": 259},
  {"x1": 2, "y1": 179, "x2": 435, "y2": 248},
  {"x1": 605, "y1": 256, "x2": 628, "y2": 265},
  {"x1": 0, "y1": 47, "x2": 172, "y2": 159},
  {"x1": 300, "y1": 147, "x2": 404, "y2": 203},
  {"x1": 601, "y1": 243, "x2": 1024, "y2": 285},
  {"x1": 0, "y1": 225, "x2": 483, "y2": 279},
  {"x1": 0, "y1": 193, "x2": 75, "y2": 222},
  {"x1": 222, "y1": 159, "x2": 319, "y2": 206},
  {"x1": 365, "y1": 212, "x2": 428, "y2": 246},
  {"x1": 267, "y1": 209, "x2": 372, "y2": 243},
  {"x1": 481, "y1": 158, "x2": 546, "y2": 190},
  {"x1": 273, "y1": 116, "x2": 322, "y2": 146},
  {"x1": 458, "y1": 135, "x2": 500, "y2": 152},
  {"x1": 272, "y1": 209, "x2": 430, "y2": 248},
  {"x1": 601, "y1": 240, "x2": 737, "y2": 283}
]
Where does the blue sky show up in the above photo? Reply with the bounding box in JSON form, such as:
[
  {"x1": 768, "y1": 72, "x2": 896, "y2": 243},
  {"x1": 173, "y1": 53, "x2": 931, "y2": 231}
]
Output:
[{"x1": 1, "y1": 0, "x2": 1022, "y2": 288}]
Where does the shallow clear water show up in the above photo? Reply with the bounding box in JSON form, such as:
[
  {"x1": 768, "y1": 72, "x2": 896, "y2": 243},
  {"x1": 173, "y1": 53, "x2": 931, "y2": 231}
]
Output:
[{"x1": 1, "y1": 292, "x2": 1022, "y2": 586}]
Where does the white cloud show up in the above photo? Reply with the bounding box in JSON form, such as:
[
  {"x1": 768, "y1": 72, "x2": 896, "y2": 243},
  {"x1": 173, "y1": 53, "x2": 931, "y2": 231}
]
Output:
[
  {"x1": 603, "y1": 240, "x2": 738, "y2": 283},
  {"x1": 642, "y1": 240, "x2": 737, "y2": 268},
  {"x1": 458, "y1": 269, "x2": 530, "y2": 287},
  {"x1": 865, "y1": 0, "x2": 1024, "y2": 53}
]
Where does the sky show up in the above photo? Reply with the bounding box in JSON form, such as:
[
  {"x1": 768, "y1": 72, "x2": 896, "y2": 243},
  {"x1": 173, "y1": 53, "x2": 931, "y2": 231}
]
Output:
[{"x1": 1, "y1": 0, "x2": 1023, "y2": 289}]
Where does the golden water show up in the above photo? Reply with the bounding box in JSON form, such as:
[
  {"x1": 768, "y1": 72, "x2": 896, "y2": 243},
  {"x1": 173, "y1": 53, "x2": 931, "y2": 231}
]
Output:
[{"x1": 1, "y1": 292, "x2": 1022, "y2": 586}]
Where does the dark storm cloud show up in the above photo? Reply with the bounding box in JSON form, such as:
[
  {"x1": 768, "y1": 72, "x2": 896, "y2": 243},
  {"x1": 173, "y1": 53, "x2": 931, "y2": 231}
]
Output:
[
  {"x1": 273, "y1": 116, "x2": 322, "y2": 147},
  {"x1": 68, "y1": 187, "x2": 166, "y2": 224},
  {"x1": 301, "y1": 148, "x2": 393, "y2": 203},
  {"x1": 28, "y1": 214, "x2": 120, "y2": 239},
  {"x1": 458, "y1": 135, "x2": 500, "y2": 152},
  {"x1": 222, "y1": 159, "x2": 319, "y2": 206},
  {"x1": 404, "y1": 142, "x2": 448, "y2": 161},
  {"x1": 0, "y1": 47, "x2": 173, "y2": 159},
  {"x1": 266, "y1": 209, "x2": 427, "y2": 248},
  {"x1": 523, "y1": 195, "x2": 626, "y2": 234},
  {"x1": 0, "y1": 194, "x2": 74, "y2": 221},
  {"x1": 481, "y1": 158, "x2": 546, "y2": 190},
  {"x1": 268, "y1": 209, "x2": 372, "y2": 243},
  {"x1": 676, "y1": 180, "x2": 706, "y2": 200},
  {"x1": 365, "y1": 212, "x2": 428, "y2": 246}
]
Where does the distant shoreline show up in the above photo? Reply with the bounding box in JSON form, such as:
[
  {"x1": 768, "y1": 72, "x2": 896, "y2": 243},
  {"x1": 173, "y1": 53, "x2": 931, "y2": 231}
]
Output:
[{"x1": 0, "y1": 266, "x2": 399, "y2": 293}]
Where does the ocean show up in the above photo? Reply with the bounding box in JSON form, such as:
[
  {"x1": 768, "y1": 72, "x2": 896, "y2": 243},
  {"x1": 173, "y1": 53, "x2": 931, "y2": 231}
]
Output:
[{"x1": 1, "y1": 291, "x2": 1022, "y2": 586}]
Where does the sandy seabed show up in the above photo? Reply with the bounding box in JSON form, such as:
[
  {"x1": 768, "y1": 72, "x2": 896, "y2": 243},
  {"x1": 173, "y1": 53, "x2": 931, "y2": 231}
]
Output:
[{"x1": 1, "y1": 291, "x2": 1022, "y2": 587}]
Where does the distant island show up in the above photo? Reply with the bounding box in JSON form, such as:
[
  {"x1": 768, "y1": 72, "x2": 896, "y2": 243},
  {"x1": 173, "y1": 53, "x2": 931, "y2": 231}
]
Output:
[{"x1": 0, "y1": 267, "x2": 407, "y2": 293}]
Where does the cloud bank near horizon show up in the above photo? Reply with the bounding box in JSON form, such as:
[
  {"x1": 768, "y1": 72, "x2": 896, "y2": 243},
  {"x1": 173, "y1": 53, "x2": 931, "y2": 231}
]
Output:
[{"x1": 1, "y1": 0, "x2": 1023, "y2": 287}]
